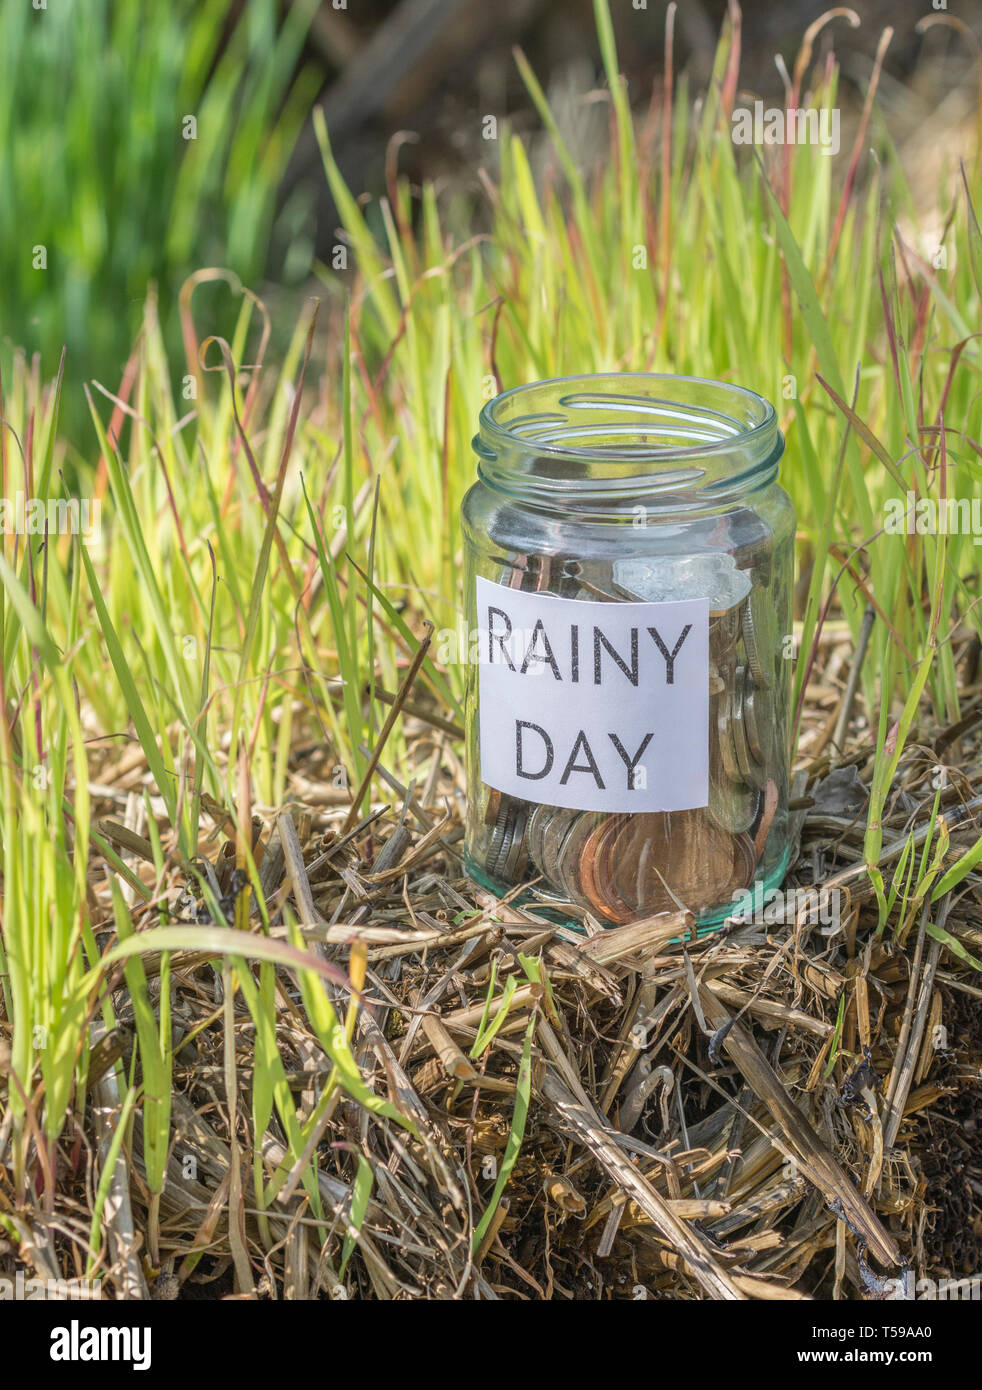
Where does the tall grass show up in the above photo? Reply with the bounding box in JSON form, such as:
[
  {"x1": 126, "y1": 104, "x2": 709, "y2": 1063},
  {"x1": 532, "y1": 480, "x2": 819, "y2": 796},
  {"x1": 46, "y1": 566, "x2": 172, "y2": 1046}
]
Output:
[{"x1": 0, "y1": 0, "x2": 980, "y2": 1275}]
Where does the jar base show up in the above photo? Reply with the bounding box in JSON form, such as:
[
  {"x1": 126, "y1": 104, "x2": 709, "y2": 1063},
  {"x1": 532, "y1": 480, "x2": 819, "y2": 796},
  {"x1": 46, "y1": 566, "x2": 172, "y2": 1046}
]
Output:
[{"x1": 463, "y1": 843, "x2": 791, "y2": 940}]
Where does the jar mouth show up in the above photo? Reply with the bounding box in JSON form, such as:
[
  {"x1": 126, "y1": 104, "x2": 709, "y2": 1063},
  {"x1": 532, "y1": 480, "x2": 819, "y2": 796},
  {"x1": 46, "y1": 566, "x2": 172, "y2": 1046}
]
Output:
[
  {"x1": 479, "y1": 373, "x2": 775, "y2": 461},
  {"x1": 474, "y1": 373, "x2": 783, "y2": 513}
]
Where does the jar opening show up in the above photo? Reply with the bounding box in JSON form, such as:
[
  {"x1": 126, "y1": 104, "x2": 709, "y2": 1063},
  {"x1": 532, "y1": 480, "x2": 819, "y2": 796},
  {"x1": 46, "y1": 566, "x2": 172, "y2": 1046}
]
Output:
[{"x1": 474, "y1": 374, "x2": 783, "y2": 513}]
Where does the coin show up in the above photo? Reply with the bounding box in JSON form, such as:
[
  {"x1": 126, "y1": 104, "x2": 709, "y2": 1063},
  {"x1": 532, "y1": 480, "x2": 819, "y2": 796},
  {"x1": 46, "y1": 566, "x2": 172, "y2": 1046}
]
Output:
[
  {"x1": 501, "y1": 551, "x2": 529, "y2": 590},
  {"x1": 731, "y1": 832, "x2": 759, "y2": 891},
  {"x1": 498, "y1": 551, "x2": 555, "y2": 593},
  {"x1": 716, "y1": 686, "x2": 746, "y2": 786},
  {"x1": 564, "y1": 560, "x2": 620, "y2": 602},
  {"x1": 606, "y1": 808, "x2": 758, "y2": 918},
  {"x1": 709, "y1": 770, "x2": 760, "y2": 835},
  {"x1": 533, "y1": 555, "x2": 553, "y2": 591},
  {"x1": 501, "y1": 805, "x2": 530, "y2": 881},
  {"x1": 579, "y1": 817, "x2": 634, "y2": 924},
  {"x1": 485, "y1": 800, "x2": 512, "y2": 878},
  {"x1": 613, "y1": 552, "x2": 751, "y2": 615},
  {"x1": 714, "y1": 506, "x2": 774, "y2": 585},
  {"x1": 485, "y1": 796, "x2": 528, "y2": 882},
  {"x1": 743, "y1": 664, "x2": 778, "y2": 770},
  {"x1": 555, "y1": 558, "x2": 594, "y2": 599},
  {"x1": 709, "y1": 682, "x2": 759, "y2": 832},
  {"x1": 526, "y1": 804, "x2": 552, "y2": 874},
  {"x1": 736, "y1": 524, "x2": 774, "y2": 588},
  {"x1": 575, "y1": 818, "x2": 609, "y2": 914},
  {"x1": 742, "y1": 669, "x2": 764, "y2": 765},
  {"x1": 539, "y1": 808, "x2": 583, "y2": 891},
  {"x1": 482, "y1": 786, "x2": 502, "y2": 827},
  {"x1": 742, "y1": 586, "x2": 777, "y2": 690},
  {"x1": 484, "y1": 798, "x2": 513, "y2": 877},
  {"x1": 556, "y1": 812, "x2": 600, "y2": 907},
  {"x1": 710, "y1": 604, "x2": 742, "y2": 657},
  {"x1": 753, "y1": 778, "x2": 780, "y2": 859},
  {"x1": 729, "y1": 666, "x2": 765, "y2": 788}
]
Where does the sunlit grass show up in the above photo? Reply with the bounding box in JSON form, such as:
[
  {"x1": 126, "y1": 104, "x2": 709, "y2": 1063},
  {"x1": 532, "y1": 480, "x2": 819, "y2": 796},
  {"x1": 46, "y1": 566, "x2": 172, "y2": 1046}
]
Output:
[{"x1": 1, "y1": 0, "x2": 980, "y2": 1276}]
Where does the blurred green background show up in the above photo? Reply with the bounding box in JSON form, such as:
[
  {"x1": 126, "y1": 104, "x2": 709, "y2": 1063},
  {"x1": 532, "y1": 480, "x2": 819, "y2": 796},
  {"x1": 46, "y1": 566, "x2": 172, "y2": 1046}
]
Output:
[
  {"x1": 3, "y1": 0, "x2": 980, "y2": 440},
  {"x1": 0, "y1": 0, "x2": 320, "y2": 437}
]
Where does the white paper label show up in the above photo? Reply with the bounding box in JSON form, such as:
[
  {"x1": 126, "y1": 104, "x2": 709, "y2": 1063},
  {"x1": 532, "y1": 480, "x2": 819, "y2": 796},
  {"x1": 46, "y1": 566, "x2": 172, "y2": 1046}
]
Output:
[{"x1": 476, "y1": 576, "x2": 710, "y2": 814}]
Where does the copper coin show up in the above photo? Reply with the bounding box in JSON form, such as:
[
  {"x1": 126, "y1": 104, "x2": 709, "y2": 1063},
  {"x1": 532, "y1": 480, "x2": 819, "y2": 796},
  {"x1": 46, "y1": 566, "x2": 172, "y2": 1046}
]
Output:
[
  {"x1": 607, "y1": 808, "x2": 758, "y2": 918},
  {"x1": 533, "y1": 555, "x2": 552, "y2": 591},
  {"x1": 505, "y1": 552, "x2": 529, "y2": 590},
  {"x1": 710, "y1": 604, "x2": 742, "y2": 658},
  {"x1": 556, "y1": 812, "x2": 599, "y2": 906},
  {"x1": 574, "y1": 818, "x2": 612, "y2": 917},
  {"x1": 579, "y1": 817, "x2": 634, "y2": 924},
  {"x1": 731, "y1": 831, "x2": 759, "y2": 893},
  {"x1": 597, "y1": 816, "x2": 643, "y2": 924},
  {"x1": 482, "y1": 786, "x2": 502, "y2": 827},
  {"x1": 754, "y1": 778, "x2": 780, "y2": 859}
]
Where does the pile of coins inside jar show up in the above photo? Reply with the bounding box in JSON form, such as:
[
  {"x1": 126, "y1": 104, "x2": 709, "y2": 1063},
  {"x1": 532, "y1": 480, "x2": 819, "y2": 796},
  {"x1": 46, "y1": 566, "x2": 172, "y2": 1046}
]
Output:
[{"x1": 475, "y1": 539, "x2": 781, "y2": 924}]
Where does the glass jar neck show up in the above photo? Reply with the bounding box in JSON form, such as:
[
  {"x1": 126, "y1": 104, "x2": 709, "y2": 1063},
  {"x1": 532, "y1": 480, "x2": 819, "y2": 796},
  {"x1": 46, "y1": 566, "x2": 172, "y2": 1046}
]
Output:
[{"x1": 473, "y1": 374, "x2": 784, "y2": 518}]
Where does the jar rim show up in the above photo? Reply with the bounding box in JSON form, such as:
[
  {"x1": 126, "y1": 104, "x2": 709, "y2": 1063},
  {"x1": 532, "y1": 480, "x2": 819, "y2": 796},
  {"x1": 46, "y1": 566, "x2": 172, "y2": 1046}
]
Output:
[{"x1": 476, "y1": 372, "x2": 778, "y2": 465}]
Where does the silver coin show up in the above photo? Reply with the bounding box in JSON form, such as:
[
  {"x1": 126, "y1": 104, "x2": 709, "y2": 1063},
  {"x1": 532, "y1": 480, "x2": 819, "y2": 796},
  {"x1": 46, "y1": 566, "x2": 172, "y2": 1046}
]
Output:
[
  {"x1": 501, "y1": 806, "x2": 530, "y2": 881},
  {"x1": 742, "y1": 588, "x2": 776, "y2": 690},
  {"x1": 739, "y1": 529, "x2": 774, "y2": 588},
  {"x1": 540, "y1": 809, "x2": 582, "y2": 892},
  {"x1": 709, "y1": 772, "x2": 761, "y2": 835},
  {"x1": 563, "y1": 560, "x2": 620, "y2": 602},
  {"x1": 614, "y1": 552, "x2": 751, "y2": 615},
  {"x1": 526, "y1": 805, "x2": 552, "y2": 874},
  {"x1": 485, "y1": 800, "x2": 513, "y2": 877},
  {"x1": 555, "y1": 813, "x2": 597, "y2": 906},
  {"x1": 485, "y1": 797, "x2": 527, "y2": 879},
  {"x1": 747, "y1": 671, "x2": 779, "y2": 772},
  {"x1": 716, "y1": 687, "x2": 746, "y2": 786},
  {"x1": 730, "y1": 666, "x2": 764, "y2": 788},
  {"x1": 743, "y1": 668, "x2": 764, "y2": 765}
]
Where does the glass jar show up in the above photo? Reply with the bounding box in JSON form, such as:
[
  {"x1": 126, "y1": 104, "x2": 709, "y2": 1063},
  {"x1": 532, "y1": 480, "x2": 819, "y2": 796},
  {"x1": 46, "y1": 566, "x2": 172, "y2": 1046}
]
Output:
[{"x1": 460, "y1": 374, "x2": 794, "y2": 929}]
